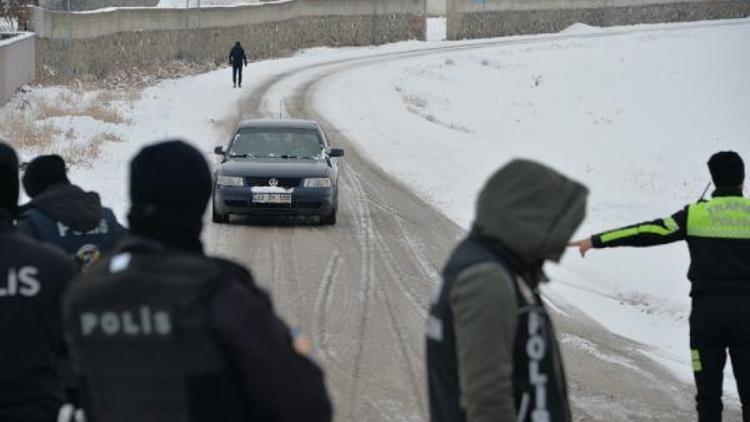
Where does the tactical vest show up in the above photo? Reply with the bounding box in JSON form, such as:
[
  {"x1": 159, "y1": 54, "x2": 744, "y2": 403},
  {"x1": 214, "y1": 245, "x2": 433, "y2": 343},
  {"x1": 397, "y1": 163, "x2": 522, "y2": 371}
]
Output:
[
  {"x1": 685, "y1": 196, "x2": 750, "y2": 297},
  {"x1": 426, "y1": 238, "x2": 571, "y2": 422},
  {"x1": 62, "y1": 249, "x2": 247, "y2": 422},
  {"x1": 23, "y1": 208, "x2": 123, "y2": 268}
]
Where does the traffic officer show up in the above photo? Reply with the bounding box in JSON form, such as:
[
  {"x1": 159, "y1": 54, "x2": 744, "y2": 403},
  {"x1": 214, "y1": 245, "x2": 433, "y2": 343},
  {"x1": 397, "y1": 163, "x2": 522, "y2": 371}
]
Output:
[
  {"x1": 570, "y1": 151, "x2": 750, "y2": 421},
  {"x1": 428, "y1": 159, "x2": 587, "y2": 422},
  {"x1": 18, "y1": 154, "x2": 126, "y2": 270},
  {"x1": 0, "y1": 142, "x2": 75, "y2": 421},
  {"x1": 62, "y1": 140, "x2": 332, "y2": 422}
]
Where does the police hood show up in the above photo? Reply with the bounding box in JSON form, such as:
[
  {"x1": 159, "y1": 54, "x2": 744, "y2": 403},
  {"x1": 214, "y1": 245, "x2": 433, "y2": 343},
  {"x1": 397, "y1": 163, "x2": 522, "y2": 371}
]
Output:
[
  {"x1": 23, "y1": 183, "x2": 104, "y2": 232},
  {"x1": 473, "y1": 159, "x2": 588, "y2": 265}
]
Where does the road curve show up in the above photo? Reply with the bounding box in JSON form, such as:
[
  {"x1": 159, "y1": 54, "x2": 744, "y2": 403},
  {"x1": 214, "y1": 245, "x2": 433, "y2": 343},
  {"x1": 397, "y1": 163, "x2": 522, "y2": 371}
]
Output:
[{"x1": 204, "y1": 32, "x2": 741, "y2": 421}]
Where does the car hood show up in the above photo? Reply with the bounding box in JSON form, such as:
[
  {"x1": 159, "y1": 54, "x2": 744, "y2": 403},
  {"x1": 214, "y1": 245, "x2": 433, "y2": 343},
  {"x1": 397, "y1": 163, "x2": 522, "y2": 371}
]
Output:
[{"x1": 218, "y1": 158, "x2": 331, "y2": 178}]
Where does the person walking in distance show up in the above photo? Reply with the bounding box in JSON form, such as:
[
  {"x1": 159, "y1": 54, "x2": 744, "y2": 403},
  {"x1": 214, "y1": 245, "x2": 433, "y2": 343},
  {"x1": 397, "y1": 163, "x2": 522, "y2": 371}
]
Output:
[
  {"x1": 427, "y1": 159, "x2": 588, "y2": 422},
  {"x1": 570, "y1": 151, "x2": 750, "y2": 422},
  {"x1": 229, "y1": 41, "x2": 247, "y2": 88},
  {"x1": 62, "y1": 140, "x2": 332, "y2": 422},
  {"x1": 0, "y1": 142, "x2": 75, "y2": 422},
  {"x1": 18, "y1": 154, "x2": 126, "y2": 270}
]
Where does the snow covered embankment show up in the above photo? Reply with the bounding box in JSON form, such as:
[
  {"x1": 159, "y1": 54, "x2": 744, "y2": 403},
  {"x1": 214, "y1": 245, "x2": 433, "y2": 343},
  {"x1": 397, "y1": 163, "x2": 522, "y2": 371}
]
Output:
[{"x1": 315, "y1": 19, "x2": 750, "y2": 398}]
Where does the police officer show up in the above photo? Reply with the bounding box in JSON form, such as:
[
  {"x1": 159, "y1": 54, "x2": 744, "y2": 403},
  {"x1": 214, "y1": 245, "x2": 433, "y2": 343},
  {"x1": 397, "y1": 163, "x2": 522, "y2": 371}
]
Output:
[
  {"x1": 570, "y1": 151, "x2": 750, "y2": 422},
  {"x1": 427, "y1": 159, "x2": 587, "y2": 422},
  {"x1": 17, "y1": 154, "x2": 126, "y2": 270},
  {"x1": 62, "y1": 140, "x2": 332, "y2": 422},
  {"x1": 0, "y1": 142, "x2": 75, "y2": 421}
]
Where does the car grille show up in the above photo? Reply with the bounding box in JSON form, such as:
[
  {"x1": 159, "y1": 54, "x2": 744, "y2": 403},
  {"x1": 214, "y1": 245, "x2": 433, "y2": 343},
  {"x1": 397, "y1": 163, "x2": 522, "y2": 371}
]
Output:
[
  {"x1": 245, "y1": 177, "x2": 301, "y2": 188},
  {"x1": 296, "y1": 201, "x2": 323, "y2": 209}
]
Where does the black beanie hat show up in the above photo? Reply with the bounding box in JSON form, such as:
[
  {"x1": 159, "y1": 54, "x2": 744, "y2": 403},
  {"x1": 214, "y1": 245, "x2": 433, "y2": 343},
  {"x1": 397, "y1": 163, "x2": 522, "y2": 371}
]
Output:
[
  {"x1": 22, "y1": 154, "x2": 69, "y2": 198},
  {"x1": 128, "y1": 140, "x2": 212, "y2": 252},
  {"x1": 0, "y1": 142, "x2": 19, "y2": 217},
  {"x1": 708, "y1": 151, "x2": 745, "y2": 188}
]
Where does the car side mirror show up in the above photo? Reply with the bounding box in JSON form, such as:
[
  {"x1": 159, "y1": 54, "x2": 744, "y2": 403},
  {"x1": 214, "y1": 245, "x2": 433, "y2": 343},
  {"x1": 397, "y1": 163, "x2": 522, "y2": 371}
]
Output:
[
  {"x1": 329, "y1": 148, "x2": 344, "y2": 158},
  {"x1": 214, "y1": 146, "x2": 225, "y2": 156}
]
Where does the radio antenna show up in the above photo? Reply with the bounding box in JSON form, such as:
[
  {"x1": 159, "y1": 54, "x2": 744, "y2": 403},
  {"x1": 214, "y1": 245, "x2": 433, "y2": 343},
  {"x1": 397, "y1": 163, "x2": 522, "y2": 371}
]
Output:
[{"x1": 698, "y1": 181, "x2": 712, "y2": 202}]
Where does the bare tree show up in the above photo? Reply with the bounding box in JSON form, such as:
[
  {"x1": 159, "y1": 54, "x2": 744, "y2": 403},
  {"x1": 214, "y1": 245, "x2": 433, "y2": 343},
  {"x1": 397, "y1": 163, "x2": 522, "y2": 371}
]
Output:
[
  {"x1": 1, "y1": 0, "x2": 13, "y2": 31},
  {"x1": 12, "y1": 0, "x2": 31, "y2": 31},
  {"x1": 1, "y1": 0, "x2": 32, "y2": 31}
]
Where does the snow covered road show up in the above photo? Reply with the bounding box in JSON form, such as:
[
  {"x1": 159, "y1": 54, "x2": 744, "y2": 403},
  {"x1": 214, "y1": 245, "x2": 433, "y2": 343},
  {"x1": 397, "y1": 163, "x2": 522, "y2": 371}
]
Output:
[{"x1": 206, "y1": 28, "x2": 741, "y2": 419}]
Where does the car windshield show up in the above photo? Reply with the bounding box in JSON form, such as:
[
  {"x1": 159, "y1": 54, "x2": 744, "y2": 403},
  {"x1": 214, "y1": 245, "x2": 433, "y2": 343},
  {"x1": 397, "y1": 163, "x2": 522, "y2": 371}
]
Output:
[{"x1": 229, "y1": 127, "x2": 324, "y2": 158}]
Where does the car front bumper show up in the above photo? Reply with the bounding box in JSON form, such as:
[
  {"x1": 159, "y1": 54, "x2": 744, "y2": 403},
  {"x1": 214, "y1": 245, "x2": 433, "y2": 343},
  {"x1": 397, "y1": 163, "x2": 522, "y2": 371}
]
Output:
[{"x1": 214, "y1": 185, "x2": 335, "y2": 216}]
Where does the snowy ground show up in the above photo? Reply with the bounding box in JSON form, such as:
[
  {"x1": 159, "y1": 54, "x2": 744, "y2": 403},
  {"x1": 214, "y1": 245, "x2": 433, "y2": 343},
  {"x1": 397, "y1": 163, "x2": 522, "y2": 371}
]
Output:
[
  {"x1": 315, "y1": 18, "x2": 750, "y2": 397},
  {"x1": 426, "y1": 17, "x2": 446, "y2": 42},
  {"x1": 0, "y1": 19, "x2": 16, "y2": 32},
  {"x1": 2, "y1": 17, "x2": 749, "y2": 410}
]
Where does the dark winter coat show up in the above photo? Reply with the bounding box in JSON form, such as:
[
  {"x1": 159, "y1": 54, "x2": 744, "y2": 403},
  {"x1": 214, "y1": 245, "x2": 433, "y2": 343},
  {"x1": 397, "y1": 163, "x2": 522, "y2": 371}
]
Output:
[
  {"x1": 427, "y1": 159, "x2": 587, "y2": 422},
  {"x1": 0, "y1": 217, "x2": 76, "y2": 421},
  {"x1": 17, "y1": 183, "x2": 126, "y2": 269},
  {"x1": 63, "y1": 236, "x2": 332, "y2": 422},
  {"x1": 229, "y1": 44, "x2": 247, "y2": 67}
]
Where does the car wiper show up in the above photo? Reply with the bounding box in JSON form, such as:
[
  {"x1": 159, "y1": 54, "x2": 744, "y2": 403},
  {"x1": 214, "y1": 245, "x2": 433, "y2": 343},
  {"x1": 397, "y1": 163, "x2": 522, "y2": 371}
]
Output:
[{"x1": 280, "y1": 155, "x2": 317, "y2": 159}]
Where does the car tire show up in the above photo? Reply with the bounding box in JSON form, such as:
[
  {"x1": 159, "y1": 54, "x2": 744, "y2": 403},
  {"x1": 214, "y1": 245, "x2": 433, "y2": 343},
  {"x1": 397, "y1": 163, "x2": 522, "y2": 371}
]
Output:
[{"x1": 212, "y1": 203, "x2": 229, "y2": 224}]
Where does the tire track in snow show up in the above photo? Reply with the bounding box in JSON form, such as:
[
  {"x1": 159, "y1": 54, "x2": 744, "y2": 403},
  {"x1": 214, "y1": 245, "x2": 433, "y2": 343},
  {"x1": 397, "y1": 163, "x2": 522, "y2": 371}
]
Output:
[{"x1": 203, "y1": 23, "x2": 750, "y2": 419}]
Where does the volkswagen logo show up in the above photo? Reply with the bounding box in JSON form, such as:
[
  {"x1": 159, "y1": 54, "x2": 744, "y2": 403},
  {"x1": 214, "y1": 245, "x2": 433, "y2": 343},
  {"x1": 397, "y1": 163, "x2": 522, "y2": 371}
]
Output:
[{"x1": 269, "y1": 178, "x2": 279, "y2": 187}]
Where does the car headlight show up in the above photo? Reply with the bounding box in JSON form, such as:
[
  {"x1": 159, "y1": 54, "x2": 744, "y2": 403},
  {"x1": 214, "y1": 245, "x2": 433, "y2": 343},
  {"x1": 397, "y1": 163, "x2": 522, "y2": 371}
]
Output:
[
  {"x1": 303, "y1": 177, "x2": 332, "y2": 188},
  {"x1": 217, "y1": 175, "x2": 244, "y2": 187}
]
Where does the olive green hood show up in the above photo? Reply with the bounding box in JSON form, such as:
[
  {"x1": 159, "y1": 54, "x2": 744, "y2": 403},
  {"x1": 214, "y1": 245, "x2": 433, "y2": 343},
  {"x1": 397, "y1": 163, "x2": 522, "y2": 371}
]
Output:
[{"x1": 473, "y1": 159, "x2": 588, "y2": 265}]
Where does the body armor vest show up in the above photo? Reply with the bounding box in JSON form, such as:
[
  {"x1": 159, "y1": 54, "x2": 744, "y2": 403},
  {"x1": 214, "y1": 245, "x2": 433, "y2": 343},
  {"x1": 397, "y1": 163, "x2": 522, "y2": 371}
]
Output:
[
  {"x1": 63, "y1": 247, "x2": 246, "y2": 422},
  {"x1": 426, "y1": 238, "x2": 571, "y2": 422}
]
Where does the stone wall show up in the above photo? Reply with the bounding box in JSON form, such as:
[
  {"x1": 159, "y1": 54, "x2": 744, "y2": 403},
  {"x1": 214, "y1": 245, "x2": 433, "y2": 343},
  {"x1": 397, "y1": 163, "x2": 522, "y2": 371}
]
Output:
[
  {"x1": 38, "y1": 0, "x2": 160, "y2": 11},
  {"x1": 0, "y1": 33, "x2": 35, "y2": 105},
  {"x1": 447, "y1": 0, "x2": 750, "y2": 39},
  {"x1": 32, "y1": 0, "x2": 426, "y2": 80}
]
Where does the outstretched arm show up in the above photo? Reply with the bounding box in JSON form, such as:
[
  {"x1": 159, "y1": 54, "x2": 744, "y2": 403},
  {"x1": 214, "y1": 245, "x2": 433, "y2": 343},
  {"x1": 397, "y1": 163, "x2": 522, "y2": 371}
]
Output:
[
  {"x1": 568, "y1": 209, "x2": 687, "y2": 256},
  {"x1": 570, "y1": 208, "x2": 688, "y2": 257}
]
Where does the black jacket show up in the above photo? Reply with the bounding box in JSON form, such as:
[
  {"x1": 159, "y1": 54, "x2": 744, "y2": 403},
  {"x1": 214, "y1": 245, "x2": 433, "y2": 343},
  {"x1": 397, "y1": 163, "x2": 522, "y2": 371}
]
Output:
[
  {"x1": 229, "y1": 45, "x2": 247, "y2": 67},
  {"x1": 593, "y1": 188, "x2": 750, "y2": 297},
  {"x1": 0, "y1": 217, "x2": 75, "y2": 421},
  {"x1": 63, "y1": 237, "x2": 332, "y2": 422},
  {"x1": 17, "y1": 183, "x2": 126, "y2": 268}
]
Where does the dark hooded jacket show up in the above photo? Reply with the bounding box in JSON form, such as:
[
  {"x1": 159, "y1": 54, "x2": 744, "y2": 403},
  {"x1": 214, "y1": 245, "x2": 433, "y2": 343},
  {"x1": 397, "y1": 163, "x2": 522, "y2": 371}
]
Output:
[
  {"x1": 17, "y1": 183, "x2": 126, "y2": 268},
  {"x1": 427, "y1": 159, "x2": 588, "y2": 422}
]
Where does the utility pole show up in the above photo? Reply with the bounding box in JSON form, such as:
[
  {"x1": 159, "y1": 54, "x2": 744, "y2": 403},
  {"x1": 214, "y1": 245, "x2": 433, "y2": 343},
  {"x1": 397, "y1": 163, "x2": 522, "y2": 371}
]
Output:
[{"x1": 66, "y1": 0, "x2": 72, "y2": 77}]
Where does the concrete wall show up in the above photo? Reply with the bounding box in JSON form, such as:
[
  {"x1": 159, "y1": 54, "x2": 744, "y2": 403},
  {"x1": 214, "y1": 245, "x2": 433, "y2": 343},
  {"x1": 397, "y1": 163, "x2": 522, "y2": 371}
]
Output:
[
  {"x1": 447, "y1": 0, "x2": 750, "y2": 39},
  {"x1": 0, "y1": 33, "x2": 35, "y2": 105},
  {"x1": 427, "y1": 0, "x2": 446, "y2": 16},
  {"x1": 32, "y1": 0, "x2": 426, "y2": 81},
  {"x1": 38, "y1": 0, "x2": 160, "y2": 11}
]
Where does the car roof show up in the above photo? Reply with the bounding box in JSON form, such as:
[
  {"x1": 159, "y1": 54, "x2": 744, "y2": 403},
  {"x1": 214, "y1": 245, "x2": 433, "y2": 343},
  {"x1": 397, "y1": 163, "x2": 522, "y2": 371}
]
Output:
[{"x1": 237, "y1": 118, "x2": 320, "y2": 130}]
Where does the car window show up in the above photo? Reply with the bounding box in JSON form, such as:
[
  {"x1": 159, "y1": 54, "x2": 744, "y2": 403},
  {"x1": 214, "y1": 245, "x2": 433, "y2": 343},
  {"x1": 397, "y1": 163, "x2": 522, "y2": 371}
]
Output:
[{"x1": 230, "y1": 127, "x2": 324, "y2": 158}]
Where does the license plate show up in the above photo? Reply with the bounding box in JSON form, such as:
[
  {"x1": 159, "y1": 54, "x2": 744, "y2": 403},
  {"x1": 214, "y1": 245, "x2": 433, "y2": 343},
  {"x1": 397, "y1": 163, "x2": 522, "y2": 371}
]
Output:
[{"x1": 252, "y1": 193, "x2": 292, "y2": 204}]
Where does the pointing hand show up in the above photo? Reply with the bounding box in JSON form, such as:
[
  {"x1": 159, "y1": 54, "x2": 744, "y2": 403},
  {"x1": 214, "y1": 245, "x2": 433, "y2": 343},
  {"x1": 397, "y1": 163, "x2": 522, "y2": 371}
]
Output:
[{"x1": 568, "y1": 238, "x2": 593, "y2": 257}]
